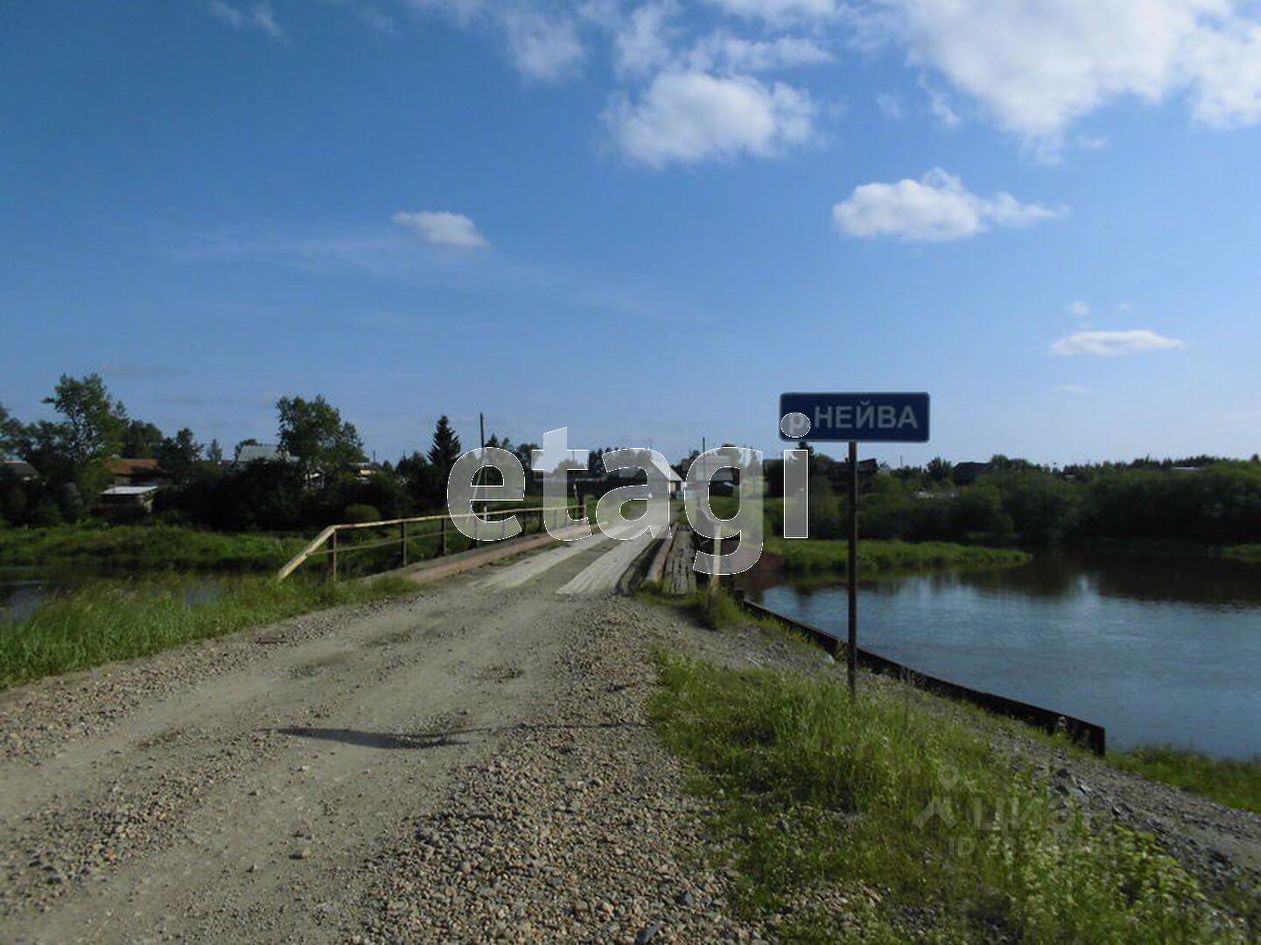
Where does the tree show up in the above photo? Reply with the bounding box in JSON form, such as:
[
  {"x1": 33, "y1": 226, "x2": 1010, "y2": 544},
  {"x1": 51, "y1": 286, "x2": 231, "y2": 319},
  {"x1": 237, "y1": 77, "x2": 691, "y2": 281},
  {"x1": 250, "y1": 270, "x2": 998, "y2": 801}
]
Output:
[
  {"x1": 158, "y1": 428, "x2": 202, "y2": 485},
  {"x1": 0, "y1": 402, "x2": 20, "y2": 458},
  {"x1": 205, "y1": 439, "x2": 224, "y2": 464},
  {"x1": 427, "y1": 416, "x2": 462, "y2": 481},
  {"x1": 926, "y1": 457, "x2": 955, "y2": 485},
  {"x1": 276, "y1": 395, "x2": 365, "y2": 477},
  {"x1": 18, "y1": 374, "x2": 127, "y2": 516},
  {"x1": 121, "y1": 419, "x2": 164, "y2": 458},
  {"x1": 41, "y1": 374, "x2": 126, "y2": 470}
]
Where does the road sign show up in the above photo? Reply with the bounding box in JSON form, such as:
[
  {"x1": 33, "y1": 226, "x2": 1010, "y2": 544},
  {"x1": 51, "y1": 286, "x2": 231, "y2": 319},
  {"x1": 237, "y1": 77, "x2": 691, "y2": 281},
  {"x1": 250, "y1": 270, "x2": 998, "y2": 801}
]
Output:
[
  {"x1": 777, "y1": 391, "x2": 932, "y2": 695},
  {"x1": 779, "y1": 392, "x2": 930, "y2": 443}
]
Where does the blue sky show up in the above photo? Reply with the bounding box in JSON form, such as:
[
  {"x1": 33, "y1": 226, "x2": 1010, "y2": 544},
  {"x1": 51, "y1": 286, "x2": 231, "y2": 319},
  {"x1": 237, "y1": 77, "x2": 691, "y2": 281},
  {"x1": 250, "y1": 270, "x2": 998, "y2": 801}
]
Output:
[{"x1": 3, "y1": 0, "x2": 1261, "y2": 467}]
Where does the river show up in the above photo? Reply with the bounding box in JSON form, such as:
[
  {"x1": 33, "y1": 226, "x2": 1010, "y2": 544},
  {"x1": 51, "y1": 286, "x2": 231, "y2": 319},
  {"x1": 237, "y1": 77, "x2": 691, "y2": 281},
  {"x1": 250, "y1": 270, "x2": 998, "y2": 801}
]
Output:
[{"x1": 741, "y1": 551, "x2": 1261, "y2": 759}]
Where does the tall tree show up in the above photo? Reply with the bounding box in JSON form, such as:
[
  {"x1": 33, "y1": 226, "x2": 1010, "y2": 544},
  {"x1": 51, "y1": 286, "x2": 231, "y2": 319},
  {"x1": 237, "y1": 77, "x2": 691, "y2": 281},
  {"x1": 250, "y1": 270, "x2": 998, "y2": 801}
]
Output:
[
  {"x1": 205, "y1": 439, "x2": 224, "y2": 463},
  {"x1": 158, "y1": 428, "x2": 203, "y2": 485},
  {"x1": 276, "y1": 395, "x2": 365, "y2": 476},
  {"x1": 18, "y1": 374, "x2": 127, "y2": 514},
  {"x1": 120, "y1": 419, "x2": 164, "y2": 458},
  {"x1": 427, "y1": 416, "x2": 462, "y2": 480},
  {"x1": 0, "y1": 402, "x2": 20, "y2": 458}
]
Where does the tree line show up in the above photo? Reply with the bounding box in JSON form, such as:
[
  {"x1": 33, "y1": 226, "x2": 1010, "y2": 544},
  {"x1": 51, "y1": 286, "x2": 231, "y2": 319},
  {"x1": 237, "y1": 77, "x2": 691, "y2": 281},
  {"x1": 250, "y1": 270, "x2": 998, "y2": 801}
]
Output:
[{"x1": 0, "y1": 375, "x2": 534, "y2": 532}]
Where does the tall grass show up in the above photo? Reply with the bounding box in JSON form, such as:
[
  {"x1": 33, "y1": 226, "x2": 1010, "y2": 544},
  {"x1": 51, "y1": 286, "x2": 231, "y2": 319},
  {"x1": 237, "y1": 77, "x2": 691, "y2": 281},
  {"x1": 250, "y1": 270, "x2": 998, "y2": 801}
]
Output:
[
  {"x1": 1112, "y1": 746, "x2": 1261, "y2": 814},
  {"x1": 765, "y1": 537, "x2": 1031, "y2": 575},
  {"x1": 0, "y1": 574, "x2": 415, "y2": 688},
  {"x1": 651, "y1": 654, "x2": 1247, "y2": 944},
  {"x1": 1223, "y1": 544, "x2": 1261, "y2": 563},
  {"x1": 0, "y1": 524, "x2": 304, "y2": 573}
]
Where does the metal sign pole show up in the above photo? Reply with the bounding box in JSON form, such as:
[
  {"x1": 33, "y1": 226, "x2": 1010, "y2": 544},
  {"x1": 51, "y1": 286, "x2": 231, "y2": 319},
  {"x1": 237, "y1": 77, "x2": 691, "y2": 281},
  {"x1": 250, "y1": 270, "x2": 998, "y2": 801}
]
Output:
[{"x1": 847, "y1": 440, "x2": 858, "y2": 695}]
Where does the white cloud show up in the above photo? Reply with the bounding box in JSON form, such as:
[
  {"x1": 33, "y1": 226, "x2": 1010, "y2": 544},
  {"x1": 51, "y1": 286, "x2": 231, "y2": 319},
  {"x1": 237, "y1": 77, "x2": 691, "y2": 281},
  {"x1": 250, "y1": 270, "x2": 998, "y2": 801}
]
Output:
[
  {"x1": 874, "y1": 0, "x2": 1261, "y2": 140},
  {"x1": 393, "y1": 210, "x2": 490, "y2": 249},
  {"x1": 1066, "y1": 300, "x2": 1091, "y2": 317},
  {"x1": 605, "y1": 71, "x2": 818, "y2": 167},
  {"x1": 208, "y1": 1, "x2": 285, "y2": 41},
  {"x1": 612, "y1": 1, "x2": 678, "y2": 78},
  {"x1": 685, "y1": 31, "x2": 832, "y2": 73},
  {"x1": 498, "y1": 9, "x2": 586, "y2": 81},
  {"x1": 1050, "y1": 329, "x2": 1186, "y2": 356},
  {"x1": 832, "y1": 169, "x2": 1067, "y2": 242},
  {"x1": 1060, "y1": 384, "x2": 1093, "y2": 395},
  {"x1": 704, "y1": 0, "x2": 842, "y2": 24}
]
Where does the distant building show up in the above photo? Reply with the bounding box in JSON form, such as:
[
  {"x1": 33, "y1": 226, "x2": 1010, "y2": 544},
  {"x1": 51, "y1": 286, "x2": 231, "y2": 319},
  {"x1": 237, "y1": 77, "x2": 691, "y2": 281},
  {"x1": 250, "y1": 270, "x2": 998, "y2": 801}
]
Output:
[
  {"x1": 2, "y1": 460, "x2": 38, "y2": 481},
  {"x1": 234, "y1": 443, "x2": 297, "y2": 466},
  {"x1": 98, "y1": 484, "x2": 160, "y2": 516},
  {"x1": 953, "y1": 461, "x2": 992, "y2": 486},
  {"x1": 108, "y1": 458, "x2": 166, "y2": 487}
]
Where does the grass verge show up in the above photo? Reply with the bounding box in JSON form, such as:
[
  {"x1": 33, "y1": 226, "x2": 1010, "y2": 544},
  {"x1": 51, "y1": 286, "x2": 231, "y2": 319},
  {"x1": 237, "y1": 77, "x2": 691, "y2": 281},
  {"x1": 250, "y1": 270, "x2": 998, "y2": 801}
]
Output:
[
  {"x1": 0, "y1": 524, "x2": 304, "y2": 573},
  {"x1": 1112, "y1": 746, "x2": 1261, "y2": 815},
  {"x1": 1223, "y1": 544, "x2": 1261, "y2": 564},
  {"x1": 650, "y1": 653, "x2": 1248, "y2": 943},
  {"x1": 766, "y1": 537, "x2": 1031, "y2": 575},
  {"x1": 0, "y1": 574, "x2": 415, "y2": 688}
]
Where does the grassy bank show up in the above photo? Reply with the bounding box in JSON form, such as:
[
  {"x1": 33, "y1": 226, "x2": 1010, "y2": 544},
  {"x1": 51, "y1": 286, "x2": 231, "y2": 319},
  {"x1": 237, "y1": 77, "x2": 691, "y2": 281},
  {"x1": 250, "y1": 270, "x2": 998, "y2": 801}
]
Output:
[
  {"x1": 650, "y1": 654, "x2": 1247, "y2": 944},
  {"x1": 1223, "y1": 544, "x2": 1261, "y2": 563},
  {"x1": 0, "y1": 525, "x2": 305, "y2": 573},
  {"x1": 0, "y1": 574, "x2": 415, "y2": 688},
  {"x1": 765, "y1": 537, "x2": 1031, "y2": 575},
  {"x1": 1112, "y1": 746, "x2": 1261, "y2": 815}
]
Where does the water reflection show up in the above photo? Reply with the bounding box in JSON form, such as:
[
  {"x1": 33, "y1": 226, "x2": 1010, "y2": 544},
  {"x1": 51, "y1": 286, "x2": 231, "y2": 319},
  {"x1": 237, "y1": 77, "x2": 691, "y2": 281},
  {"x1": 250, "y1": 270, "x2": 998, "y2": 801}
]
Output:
[{"x1": 741, "y1": 551, "x2": 1261, "y2": 758}]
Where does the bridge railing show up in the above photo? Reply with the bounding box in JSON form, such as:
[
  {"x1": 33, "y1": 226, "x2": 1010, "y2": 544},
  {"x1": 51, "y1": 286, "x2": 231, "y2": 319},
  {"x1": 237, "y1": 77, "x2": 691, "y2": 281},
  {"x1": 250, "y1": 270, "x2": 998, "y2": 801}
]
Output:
[{"x1": 276, "y1": 503, "x2": 585, "y2": 582}]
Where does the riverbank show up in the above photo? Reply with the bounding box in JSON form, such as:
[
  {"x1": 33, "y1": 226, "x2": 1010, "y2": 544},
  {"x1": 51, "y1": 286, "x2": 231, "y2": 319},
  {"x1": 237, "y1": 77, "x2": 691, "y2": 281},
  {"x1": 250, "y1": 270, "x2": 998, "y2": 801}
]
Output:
[
  {"x1": 764, "y1": 536, "x2": 1031, "y2": 574},
  {"x1": 0, "y1": 524, "x2": 304, "y2": 573},
  {"x1": 0, "y1": 574, "x2": 414, "y2": 688},
  {"x1": 649, "y1": 650, "x2": 1259, "y2": 942},
  {"x1": 1112, "y1": 747, "x2": 1261, "y2": 815}
]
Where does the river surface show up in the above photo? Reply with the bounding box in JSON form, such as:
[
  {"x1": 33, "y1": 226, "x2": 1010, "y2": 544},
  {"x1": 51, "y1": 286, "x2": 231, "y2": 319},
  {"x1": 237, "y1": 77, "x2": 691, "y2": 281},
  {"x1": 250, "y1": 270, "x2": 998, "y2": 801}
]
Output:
[
  {"x1": 0, "y1": 569, "x2": 227, "y2": 622},
  {"x1": 741, "y1": 552, "x2": 1261, "y2": 759}
]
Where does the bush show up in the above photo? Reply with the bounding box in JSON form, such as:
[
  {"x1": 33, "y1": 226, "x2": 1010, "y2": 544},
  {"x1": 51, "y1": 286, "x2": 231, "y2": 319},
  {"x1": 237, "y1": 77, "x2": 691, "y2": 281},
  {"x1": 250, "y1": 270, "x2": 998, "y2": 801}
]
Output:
[{"x1": 343, "y1": 503, "x2": 382, "y2": 525}]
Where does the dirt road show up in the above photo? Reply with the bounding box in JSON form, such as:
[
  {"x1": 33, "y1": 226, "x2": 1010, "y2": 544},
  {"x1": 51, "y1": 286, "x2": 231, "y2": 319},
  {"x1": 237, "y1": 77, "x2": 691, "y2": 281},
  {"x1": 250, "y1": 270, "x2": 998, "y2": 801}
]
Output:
[{"x1": 0, "y1": 532, "x2": 766, "y2": 944}]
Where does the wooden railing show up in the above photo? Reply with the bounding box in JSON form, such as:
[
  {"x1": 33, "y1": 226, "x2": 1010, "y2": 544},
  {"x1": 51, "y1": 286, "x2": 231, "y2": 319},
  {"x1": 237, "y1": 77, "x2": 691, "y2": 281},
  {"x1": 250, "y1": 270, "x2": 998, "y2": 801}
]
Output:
[{"x1": 276, "y1": 504, "x2": 585, "y2": 582}]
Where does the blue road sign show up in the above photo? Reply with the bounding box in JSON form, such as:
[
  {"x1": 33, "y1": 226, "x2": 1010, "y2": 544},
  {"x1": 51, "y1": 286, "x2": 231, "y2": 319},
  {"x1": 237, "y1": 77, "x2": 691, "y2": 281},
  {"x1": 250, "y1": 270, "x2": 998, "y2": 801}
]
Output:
[{"x1": 779, "y1": 392, "x2": 930, "y2": 443}]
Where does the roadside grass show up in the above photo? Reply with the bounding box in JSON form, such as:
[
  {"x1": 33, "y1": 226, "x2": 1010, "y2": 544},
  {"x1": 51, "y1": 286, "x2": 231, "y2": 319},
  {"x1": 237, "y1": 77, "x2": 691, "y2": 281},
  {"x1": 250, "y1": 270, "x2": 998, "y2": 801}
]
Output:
[
  {"x1": 0, "y1": 574, "x2": 416, "y2": 689},
  {"x1": 765, "y1": 537, "x2": 1031, "y2": 575},
  {"x1": 1111, "y1": 746, "x2": 1261, "y2": 815},
  {"x1": 1223, "y1": 544, "x2": 1261, "y2": 563},
  {"x1": 0, "y1": 524, "x2": 304, "y2": 573},
  {"x1": 650, "y1": 653, "x2": 1247, "y2": 944}
]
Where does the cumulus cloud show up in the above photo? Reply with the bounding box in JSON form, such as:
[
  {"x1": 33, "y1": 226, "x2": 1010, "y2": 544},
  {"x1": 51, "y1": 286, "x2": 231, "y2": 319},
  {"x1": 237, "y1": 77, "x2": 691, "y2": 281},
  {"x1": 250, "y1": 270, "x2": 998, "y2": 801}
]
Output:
[
  {"x1": 393, "y1": 211, "x2": 490, "y2": 249},
  {"x1": 875, "y1": 0, "x2": 1261, "y2": 140},
  {"x1": 1066, "y1": 300, "x2": 1091, "y2": 317},
  {"x1": 612, "y1": 1, "x2": 679, "y2": 78},
  {"x1": 605, "y1": 71, "x2": 818, "y2": 167},
  {"x1": 208, "y1": 1, "x2": 285, "y2": 41},
  {"x1": 1050, "y1": 329, "x2": 1186, "y2": 356},
  {"x1": 832, "y1": 169, "x2": 1067, "y2": 242}
]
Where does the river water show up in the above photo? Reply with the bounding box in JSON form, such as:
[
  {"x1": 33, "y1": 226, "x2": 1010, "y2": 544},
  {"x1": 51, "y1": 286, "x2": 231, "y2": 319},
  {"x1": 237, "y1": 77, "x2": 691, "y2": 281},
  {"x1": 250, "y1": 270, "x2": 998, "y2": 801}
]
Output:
[{"x1": 742, "y1": 552, "x2": 1261, "y2": 759}]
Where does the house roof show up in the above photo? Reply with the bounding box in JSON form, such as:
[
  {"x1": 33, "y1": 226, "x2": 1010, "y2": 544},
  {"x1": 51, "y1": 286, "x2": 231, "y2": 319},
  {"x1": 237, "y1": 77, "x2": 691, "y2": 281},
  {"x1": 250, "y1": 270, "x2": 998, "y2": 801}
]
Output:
[{"x1": 109, "y1": 458, "x2": 161, "y2": 476}]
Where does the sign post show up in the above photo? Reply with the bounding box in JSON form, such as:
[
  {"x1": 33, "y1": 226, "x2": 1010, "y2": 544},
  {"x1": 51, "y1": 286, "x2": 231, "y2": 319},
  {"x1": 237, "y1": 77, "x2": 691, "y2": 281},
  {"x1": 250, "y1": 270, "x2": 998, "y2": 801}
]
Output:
[{"x1": 779, "y1": 392, "x2": 930, "y2": 695}]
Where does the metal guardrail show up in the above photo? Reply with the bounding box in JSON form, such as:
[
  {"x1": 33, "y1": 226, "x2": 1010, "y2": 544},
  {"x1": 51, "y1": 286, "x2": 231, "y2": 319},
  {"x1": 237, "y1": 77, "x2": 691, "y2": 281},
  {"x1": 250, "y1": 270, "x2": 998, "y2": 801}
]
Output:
[{"x1": 276, "y1": 504, "x2": 584, "y2": 582}]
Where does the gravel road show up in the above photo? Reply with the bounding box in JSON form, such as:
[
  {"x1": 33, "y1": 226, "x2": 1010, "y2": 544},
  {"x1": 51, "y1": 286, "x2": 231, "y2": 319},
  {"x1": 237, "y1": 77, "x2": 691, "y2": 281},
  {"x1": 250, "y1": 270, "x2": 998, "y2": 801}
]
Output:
[
  {"x1": 0, "y1": 534, "x2": 766, "y2": 944},
  {"x1": 2, "y1": 532, "x2": 1257, "y2": 943}
]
